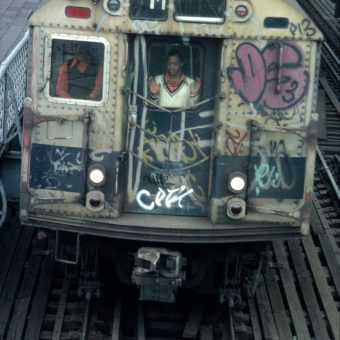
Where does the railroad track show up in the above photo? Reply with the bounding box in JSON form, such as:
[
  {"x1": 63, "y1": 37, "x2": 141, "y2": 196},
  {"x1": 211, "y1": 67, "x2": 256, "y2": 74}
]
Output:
[
  {"x1": 297, "y1": 0, "x2": 340, "y2": 58},
  {"x1": 0, "y1": 1, "x2": 339, "y2": 339},
  {"x1": 0, "y1": 217, "x2": 339, "y2": 339}
]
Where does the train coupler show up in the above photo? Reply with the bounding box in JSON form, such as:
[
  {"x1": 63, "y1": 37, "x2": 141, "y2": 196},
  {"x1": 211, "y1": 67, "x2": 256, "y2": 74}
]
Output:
[{"x1": 132, "y1": 247, "x2": 186, "y2": 303}]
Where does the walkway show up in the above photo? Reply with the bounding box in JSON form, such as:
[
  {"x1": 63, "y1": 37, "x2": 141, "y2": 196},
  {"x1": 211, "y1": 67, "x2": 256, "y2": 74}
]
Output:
[{"x1": 0, "y1": 0, "x2": 44, "y2": 62}]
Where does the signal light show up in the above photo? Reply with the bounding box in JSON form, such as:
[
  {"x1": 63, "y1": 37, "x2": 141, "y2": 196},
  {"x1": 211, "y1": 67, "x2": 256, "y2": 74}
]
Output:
[
  {"x1": 235, "y1": 5, "x2": 248, "y2": 18},
  {"x1": 65, "y1": 6, "x2": 91, "y2": 18}
]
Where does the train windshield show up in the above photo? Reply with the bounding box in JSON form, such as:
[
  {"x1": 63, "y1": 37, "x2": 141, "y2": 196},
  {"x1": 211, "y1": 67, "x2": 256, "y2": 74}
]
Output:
[
  {"x1": 48, "y1": 38, "x2": 106, "y2": 103},
  {"x1": 129, "y1": 0, "x2": 168, "y2": 20},
  {"x1": 174, "y1": 0, "x2": 225, "y2": 23},
  {"x1": 124, "y1": 36, "x2": 221, "y2": 216}
]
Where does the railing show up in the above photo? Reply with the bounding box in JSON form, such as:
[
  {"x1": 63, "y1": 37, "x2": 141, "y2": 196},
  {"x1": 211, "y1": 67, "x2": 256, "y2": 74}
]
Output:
[
  {"x1": 0, "y1": 30, "x2": 29, "y2": 156},
  {"x1": 0, "y1": 30, "x2": 29, "y2": 226}
]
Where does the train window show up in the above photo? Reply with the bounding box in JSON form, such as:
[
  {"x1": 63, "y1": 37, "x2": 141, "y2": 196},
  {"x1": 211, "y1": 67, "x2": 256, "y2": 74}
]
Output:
[
  {"x1": 264, "y1": 17, "x2": 289, "y2": 28},
  {"x1": 129, "y1": 0, "x2": 168, "y2": 20},
  {"x1": 147, "y1": 43, "x2": 203, "y2": 109},
  {"x1": 48, "y1": 37, "x2": 108, "y2": 104},
  {"x1": 174, "y1": 0, "x2": 225, "y2": 23}
]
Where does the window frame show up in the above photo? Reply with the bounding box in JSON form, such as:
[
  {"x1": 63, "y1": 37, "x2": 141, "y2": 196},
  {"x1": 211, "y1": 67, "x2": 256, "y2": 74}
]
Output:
[
  {"x1": 44, "y1": 34, "x2": 110, "y2": 106},
  {"x1": 129, "y1": 0, "x2": 169, "y2": 21},
  {"x1": 173, "y1": 0, "x2": 225, "y2": 24}
]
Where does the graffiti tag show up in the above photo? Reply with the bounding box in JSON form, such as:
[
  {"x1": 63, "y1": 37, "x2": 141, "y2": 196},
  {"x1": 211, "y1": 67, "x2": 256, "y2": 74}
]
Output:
[
  {"x1": 264, "y1": 106, "x2": 303, "y2": 125},
  {"x1": 49, "y1": 148, "x2": 83, "y2": 174},
  {"x1": 136, "y1": 185, "x2": 193, "y2": 210},
  {"x1": 227, "y1": 42, "x2": 309, "y2": 113},
  {"x1": 143, "y1": 173, "x2": 170, "y2": 189},
  {"x1": 225, "y1": 128, "x2": 248, "y2": 155},
  {"x1": 289, "y1": 19, "x2": 316, "y2": 37},
  {"x1": 251, "y1": 139, "x2": 295, "y2": 196}
]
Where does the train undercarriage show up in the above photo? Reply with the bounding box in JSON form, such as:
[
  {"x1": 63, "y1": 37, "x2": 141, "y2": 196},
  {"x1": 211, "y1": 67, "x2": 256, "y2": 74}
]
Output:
[{"x1": 53, "y1": 230, "x2": 269, "y2": 306}]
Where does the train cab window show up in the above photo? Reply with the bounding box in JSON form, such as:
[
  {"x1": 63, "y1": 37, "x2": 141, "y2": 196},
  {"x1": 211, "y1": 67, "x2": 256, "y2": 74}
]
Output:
[
  {"x1": 129, "y1": 0, "x2": 168, "y2": 20},
  {"x1": 147, "y1": 43, "x2": 203, "y2": 109},
  {"x1": 174, "y1": 0, "x2": 225, "y2": 23},
  {"x1": 48, "y1": 37, "x2": 108, "y2": 104}
]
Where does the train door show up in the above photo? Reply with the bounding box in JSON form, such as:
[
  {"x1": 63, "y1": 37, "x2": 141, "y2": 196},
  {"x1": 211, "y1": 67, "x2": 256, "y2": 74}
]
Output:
[{"x1": 124, "y1": 35, "x2": 221, "y2": 216}]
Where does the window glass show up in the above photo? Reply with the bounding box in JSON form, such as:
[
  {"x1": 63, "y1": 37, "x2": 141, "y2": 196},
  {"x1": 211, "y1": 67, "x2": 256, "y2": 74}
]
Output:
[
  {"x1": 130, "y1": 0, "x2": 168, "y2": 20},
  {"x1": 264, "y1": 17, "x2": 289, "y2": 29},
  {"x1": 174, "y1": 0, "x2": 225, "y2": 23},
  {"x1": 49, "y1": 39, "x2": 105, "y2": 101},
  {"x1": 147, "y1": 43, "x2": 202, "y2": 109}
]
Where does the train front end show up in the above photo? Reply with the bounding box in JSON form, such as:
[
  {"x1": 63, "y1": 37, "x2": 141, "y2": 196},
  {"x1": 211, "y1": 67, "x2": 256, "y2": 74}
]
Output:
[{"x1": 20, "y1": 0, "x2": 323, "y2": 302}]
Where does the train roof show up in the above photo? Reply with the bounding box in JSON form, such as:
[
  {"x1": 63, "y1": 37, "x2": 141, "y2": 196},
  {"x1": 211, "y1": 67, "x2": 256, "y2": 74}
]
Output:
[{"x1": 29, "y1": 0, "x2": 323, "y2": 41}]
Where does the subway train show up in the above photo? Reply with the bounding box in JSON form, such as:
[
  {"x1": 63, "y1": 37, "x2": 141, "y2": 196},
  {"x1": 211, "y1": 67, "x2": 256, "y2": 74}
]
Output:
[{"x1": 20, "y1": 0, "x2": 323, "y2": 303}]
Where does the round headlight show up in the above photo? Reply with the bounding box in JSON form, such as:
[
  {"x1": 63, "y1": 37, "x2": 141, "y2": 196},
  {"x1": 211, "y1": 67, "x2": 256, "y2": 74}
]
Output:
[
  {"x1": 107, "y1": 0, "x2": 120, "y2": 12},
  {"x1": 226, "y1": 198, "x2": 246, "y2": 219},
  {"x1": 86, "y1": 191, "x2": 105, "y2": 211},
  {"x1": 89, "y1": 195, "x2": 103, "y2": 207},
  {"x1": 229, "y1": 172, "x2": 246, "y2": 193},
  {"x1": 235, "y1": 5, "x2": 248, "y2": 18},
  {"x1": 233, "y1": 2, "x2": 253, "y2": 22},
  {"x1": 230, "y1": 176, "x2": 246, "y2": 192},
  {"x1": 88, "y1": 165, "x2": 106, "y2": 186},
  {"x1": 230, "y1": 201, "x2": 243, "y2": 215}
]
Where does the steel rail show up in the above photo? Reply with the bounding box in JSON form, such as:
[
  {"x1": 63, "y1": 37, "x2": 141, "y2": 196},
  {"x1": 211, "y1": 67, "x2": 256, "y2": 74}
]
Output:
[
  {"x1": 324, "y1": 42, "x2": 340, "y2": 67},
  {"x1": 316, "y1": 145, "x2": 340, "y2": 202}
]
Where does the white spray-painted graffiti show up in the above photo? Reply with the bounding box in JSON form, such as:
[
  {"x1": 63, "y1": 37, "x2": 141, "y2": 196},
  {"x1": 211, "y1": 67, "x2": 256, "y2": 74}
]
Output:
[
  {"x1": 50, "y1": 148, "x2": 83, "y2": 174},
  {"x1": 254, "y1": 163, "x2": 282, "y2": 196},
  {"x1": 30, "y1": 146, "x2": 84, "y2": 191},
  {"x1": 136, "y1": 185, "x2": 194, "y2": 211},
  {"x1": 131, "y1": 20, "x2": 164, "y2": 35},
  {"x1": 224, "y1": 119, "x2": 303, "y2": 197},
  {"x1": 251, "y1": 139, "x2": 296, "y2": 196}
]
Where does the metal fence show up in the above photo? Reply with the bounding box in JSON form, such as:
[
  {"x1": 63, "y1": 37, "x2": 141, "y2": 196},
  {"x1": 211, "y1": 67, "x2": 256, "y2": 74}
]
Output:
[
  {"x1": 0, "y1": 30, "x2": 28, "y2": 226},
  {"x1": 0, "y1": 30, "x2": 28, "y2": 155}
]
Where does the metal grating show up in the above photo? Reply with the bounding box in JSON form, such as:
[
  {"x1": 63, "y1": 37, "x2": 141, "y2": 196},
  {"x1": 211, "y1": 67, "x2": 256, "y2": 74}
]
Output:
[{"x1": 0, "y1": 31, "x2": 28, "y2": 150}]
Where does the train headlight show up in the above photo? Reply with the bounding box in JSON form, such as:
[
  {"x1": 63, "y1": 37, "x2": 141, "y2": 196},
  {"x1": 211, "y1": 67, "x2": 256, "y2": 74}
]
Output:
[
  {"x1": 104, "y1": 0, "x2": 121, "y2": 15},
  {"x1": 88, "y1": 165, "x2": 106, "y2": 187},
  {"x1": 108, "y1": 0, "x2": 120, "y2": 11},
  {"x1": 226, "y1": 198, "x2": 246, "y2": 219},
  {"x1": 228, "y1": 172, "x2": 246, "y2": 193},
  {"x1": 86, "y1": 191, "x2": 105, "y2": 211}
]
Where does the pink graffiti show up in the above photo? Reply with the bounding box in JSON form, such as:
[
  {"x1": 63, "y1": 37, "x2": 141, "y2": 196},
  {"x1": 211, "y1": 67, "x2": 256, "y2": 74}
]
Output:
[
  {"x1": 227, "y1": 44, "x2": 266, "y2": 103},
  {"x1": 227, "y1": 42, "x2": 309, "y2": 111},
  {"x1": 225, "y1": 129, "x2": 248, "y2": 155}
]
